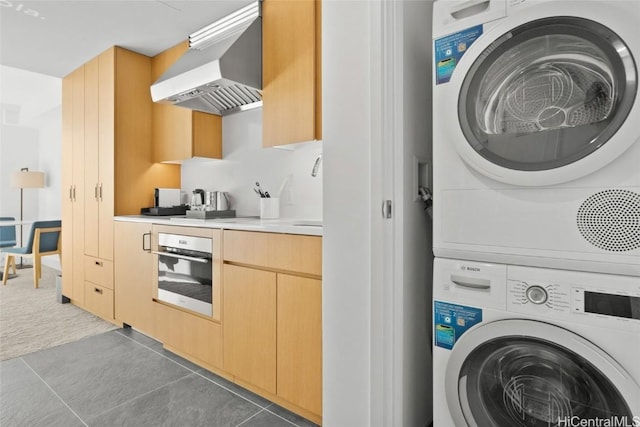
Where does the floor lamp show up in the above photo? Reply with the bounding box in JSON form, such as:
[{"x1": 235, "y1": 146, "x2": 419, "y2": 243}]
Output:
[{"x1": 10, "y1": 167, "x2": 45, "y2": 269}]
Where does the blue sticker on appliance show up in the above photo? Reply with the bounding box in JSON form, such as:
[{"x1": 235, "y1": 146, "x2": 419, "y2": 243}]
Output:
[
  {"x1": 434, "y1": 25, "x2": 483, "y2": 85},
  {"x1": 434, "y1": 301, "x2": 483, "y2": 350}
]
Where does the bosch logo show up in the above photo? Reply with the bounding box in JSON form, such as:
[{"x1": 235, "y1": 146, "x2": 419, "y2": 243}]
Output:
[
  {"x1": 461, "y1": 266, "x2": 480, "y2": 272},
  {"x1": 179, "y1": 239, "x2": 188, "y2": 245}
]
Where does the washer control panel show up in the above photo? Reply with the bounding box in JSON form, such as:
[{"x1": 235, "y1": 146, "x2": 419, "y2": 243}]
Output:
[
  {"x1": 508, "y1": 280, "x2": 571, "y2": 314},
  {"x1": 525, "y1": 285, "x2": 548, "y2": 305},
  {"x1": 508, "y1": 277, "x2": 640, "y2": 328}
]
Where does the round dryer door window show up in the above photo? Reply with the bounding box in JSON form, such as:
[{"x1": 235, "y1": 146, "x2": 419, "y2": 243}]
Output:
[
  {"x1": 445, "y1": 320, "x2": 640, "y2": 427},
  {"x1": 458, "y1": 17, "x2": 637, "y2": 173}
]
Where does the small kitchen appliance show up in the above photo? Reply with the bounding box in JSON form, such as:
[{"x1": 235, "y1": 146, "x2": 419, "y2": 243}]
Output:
[
  {"x1": 155, "y1": 188, "x2": 181, "y2": 207},
  {"x1": 141, "y1": 188, "x2": 186, "y2": 216}
]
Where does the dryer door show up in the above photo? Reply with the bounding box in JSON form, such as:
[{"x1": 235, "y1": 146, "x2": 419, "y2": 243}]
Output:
[
  {"x1": 451, "y1": 14, "x2": 637, "y2": 186},
  {"x1": 445, "y1": 319, "x2": 640, "y2": 427}
]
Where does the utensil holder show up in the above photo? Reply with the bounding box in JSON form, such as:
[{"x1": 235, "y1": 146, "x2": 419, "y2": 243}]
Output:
[{"x1": 260, "y1": 198, "x2": 280, "y2": 219}]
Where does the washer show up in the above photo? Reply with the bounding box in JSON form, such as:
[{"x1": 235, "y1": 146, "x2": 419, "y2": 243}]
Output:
[
  {"x1": 433, "y1": 257, "x2": 640, "y2": 426},
  {"x1": 432, "y1": 0, "x2": 640, "y2": 276}
]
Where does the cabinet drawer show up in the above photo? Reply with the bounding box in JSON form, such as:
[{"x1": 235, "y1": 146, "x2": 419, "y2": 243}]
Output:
[
  {"x1": 84, "y1": 282, "x2": 114, "y2": 320},
  {"x1": 154, "y1": 302, "x2": 223, "y2": 369},
  {"x1": 85, "y1": 257, "x2": 114, "y2": 289},
  {"x1": 223, "y1": 230, "x2": 322, "y2": 276}
]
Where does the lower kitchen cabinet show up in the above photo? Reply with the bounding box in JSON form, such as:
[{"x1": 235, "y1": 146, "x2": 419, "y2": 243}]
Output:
[
  {"x1": 154, "y1": 301, "x2": 223, "y2": 370},
  {"x1": 84, "y1": 256, "x2": 115, "y2": 322},
  {"x1": 223, "y1": 264, "x2": 277, "y2": 394},
  {"x1": 114, "y1": 221, "x2": 155, "y2": 336},
  {"x1": 223, "y1": 230, "x2": 322, "y2": 424},
  {"x1": 84, "y1": 282, "x2": 114, "y2": 320},
  {"x1": 277, "y1": 274, "x2": 322, "y2": 416}
]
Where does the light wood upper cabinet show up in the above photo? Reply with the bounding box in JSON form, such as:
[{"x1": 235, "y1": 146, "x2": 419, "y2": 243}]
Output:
[
  {"x1": 263, "y1": 0, "x2": 322, "y2": 147},
  {"x1": 151, "y1": 41, "x2": 222, "y2": 163}
]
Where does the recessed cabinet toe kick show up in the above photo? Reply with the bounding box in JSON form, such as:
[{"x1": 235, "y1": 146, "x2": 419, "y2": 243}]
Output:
[{"x1": 115, "y1": 221, "x2": 322, "y2": 425}]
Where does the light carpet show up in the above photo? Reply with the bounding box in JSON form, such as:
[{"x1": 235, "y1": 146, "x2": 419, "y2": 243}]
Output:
[{"x1": 0, "y1": 264, "x2": 118, "y2": 361}]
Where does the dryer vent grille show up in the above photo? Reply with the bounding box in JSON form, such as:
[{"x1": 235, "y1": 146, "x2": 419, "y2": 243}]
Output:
[{"x1": 576, "y1": 189, "x2": 640, "y2": 252}]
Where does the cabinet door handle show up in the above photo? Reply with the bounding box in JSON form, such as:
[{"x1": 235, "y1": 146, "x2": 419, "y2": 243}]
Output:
[
  {"x1": 142, "y1": 232, "x2": 151, "y2": 252},
  {"x1": 99, "y1": 183, "x2": 103, "y2": 201},
  {"x1": 94, "y1": 184, "x2": 99, "y2": 201},
  {"x1": 94, "y1": 287, "x2": 103, "y2": 295},
  {"x1": 72, "y1": 185, "x2": 77, "y2": 202},
  {"x1": 69, "y1": 186, "x2": 73, "y2": 201},
  {"x1": 95, "y1": 260, "x2": 103, "y2": 267}
]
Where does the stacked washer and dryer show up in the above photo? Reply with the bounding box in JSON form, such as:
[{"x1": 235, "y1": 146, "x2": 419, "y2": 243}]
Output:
[{"x1": 431, "y1": 1, "x2": 640, "y2": 426}]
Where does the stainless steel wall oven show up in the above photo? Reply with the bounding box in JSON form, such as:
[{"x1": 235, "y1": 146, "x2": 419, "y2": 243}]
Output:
[{"x1": 152, "y1": 225, "x2": 221, "y2": 320}]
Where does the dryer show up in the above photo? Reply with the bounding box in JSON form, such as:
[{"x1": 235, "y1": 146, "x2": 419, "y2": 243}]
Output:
[
  {"x1": 433, "y1": 257, "x2": 640, "y2": 426},
  {"x1": 432, "y1": 0, "x2": 640, "y2": 276}
]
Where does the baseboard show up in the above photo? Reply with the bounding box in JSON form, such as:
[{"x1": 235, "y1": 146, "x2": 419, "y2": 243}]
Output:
[{"x1": 41, "y1": 257, "x2": 61, "y2": 271}]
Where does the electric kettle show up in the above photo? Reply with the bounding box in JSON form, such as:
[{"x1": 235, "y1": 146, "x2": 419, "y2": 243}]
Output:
[
  {"x1": 191, "y1": 189, "x2": 205, "y2": 209},
  {"x1": 216, "y1": 192, "x2": 230, "y2": 211}
]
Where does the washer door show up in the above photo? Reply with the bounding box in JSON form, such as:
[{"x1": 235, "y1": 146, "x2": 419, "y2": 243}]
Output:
[
  {"x1": 452, "y1": 14, "x2": 637, "y2": 186},
  {"x1": 445, "y1": 320, "x2": 640, "y2": 427}
]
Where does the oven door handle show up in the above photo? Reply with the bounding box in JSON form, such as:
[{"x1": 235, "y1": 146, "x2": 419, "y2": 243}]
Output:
[{"x1": 152, "y1": 251, "x2": 210, "y2": 264}]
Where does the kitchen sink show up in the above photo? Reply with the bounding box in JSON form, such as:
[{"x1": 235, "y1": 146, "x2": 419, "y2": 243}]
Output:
[{"x1": 292, "y1": 221, "x2": 323, "y2": 227}]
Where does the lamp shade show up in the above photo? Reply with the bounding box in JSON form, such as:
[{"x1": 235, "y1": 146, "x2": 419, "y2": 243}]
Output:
[{"x1": 11, "y1": 170, "x2": 45, "y2": 189}]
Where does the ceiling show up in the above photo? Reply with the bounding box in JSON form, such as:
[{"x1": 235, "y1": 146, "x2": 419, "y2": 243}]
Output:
[{"x1": 0, "y1": 0, "x2": 254, "y2": 78}]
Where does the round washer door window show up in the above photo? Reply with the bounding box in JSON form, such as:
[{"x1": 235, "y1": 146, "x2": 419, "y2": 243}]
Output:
[
  {"x1": 458, "y1": 17, "x2": 637, "y2": 171},
  {"x1": 445, "y1": 320, "x2": 639, "y2": 427}
]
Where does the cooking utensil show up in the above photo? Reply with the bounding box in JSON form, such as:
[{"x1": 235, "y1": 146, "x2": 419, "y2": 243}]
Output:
[{"x1": 255, "y1": 181, "x2": 266, "y2": 197}]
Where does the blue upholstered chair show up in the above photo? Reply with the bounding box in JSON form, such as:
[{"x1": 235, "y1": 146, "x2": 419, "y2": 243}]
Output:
[
  {"x1": 0, "y1": 217, "x2": 17, "y2": 249},
  {"x1": 0, "y1": 217, "x2": 17, "y2": 279},
  {"x1": 1, "y1": 220, "x2": 61, "y2": 288}
]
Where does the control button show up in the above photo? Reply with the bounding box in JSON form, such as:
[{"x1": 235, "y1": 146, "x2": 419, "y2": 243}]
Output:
[{"x1": 526, "y1": 285, "x2": 548, "y2": 305}]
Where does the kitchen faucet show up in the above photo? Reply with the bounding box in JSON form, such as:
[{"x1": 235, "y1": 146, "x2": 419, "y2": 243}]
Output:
[{"x1": 311, "y1": 154, "x2": 322, "y2": 177}]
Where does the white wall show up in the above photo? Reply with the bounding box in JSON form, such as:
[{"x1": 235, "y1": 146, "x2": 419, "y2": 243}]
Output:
[
  {"x1": 323, "y1": 1, "x2": 374, "y2": 425},
  {"x1": 323, "y1": 1, "x2": 433, "y2": 426},
  {"x1": 399, "y1": 1, "x2": 433, "y2": 425},
  {"x1": 0, "y1": 65, "x2": 62, "y2": 270},
  {"x1": 181, "y1": 108, "x2": 323, "y2": 219},
  {"x1": 0, "y1": 124, "x2": 40, "y2": 226}
]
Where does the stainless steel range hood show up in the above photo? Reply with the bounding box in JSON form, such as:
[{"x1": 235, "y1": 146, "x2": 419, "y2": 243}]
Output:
[{"x1": 150, "y1": 2, "x2": 262, "y2": 116}]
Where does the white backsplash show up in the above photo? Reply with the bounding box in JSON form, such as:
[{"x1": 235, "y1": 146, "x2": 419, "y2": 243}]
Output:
[{"x1": 181, "y1": 108, "x2": 322, "y2": 219}]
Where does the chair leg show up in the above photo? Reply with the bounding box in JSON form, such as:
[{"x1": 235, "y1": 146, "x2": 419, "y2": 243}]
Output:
[
  {"x1": 10, "y1": 255, "x2": 16, "y2": 274},
  {"x1": 2, "y1": 254, "x2": 11, "y2": 286},
  {"x1": 33, "y1": 256, "x2": 39, "y2": 288}
]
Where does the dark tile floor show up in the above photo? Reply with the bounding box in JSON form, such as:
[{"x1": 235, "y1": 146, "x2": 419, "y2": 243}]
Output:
[{"x1": 0, "y1": 329, "x2": 320, "y2": 427}]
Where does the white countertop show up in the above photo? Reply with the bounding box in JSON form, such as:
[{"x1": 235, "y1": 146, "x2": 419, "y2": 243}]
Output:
[{"x1": 114, "y1": 215, "x2": 323, "y2": 236}]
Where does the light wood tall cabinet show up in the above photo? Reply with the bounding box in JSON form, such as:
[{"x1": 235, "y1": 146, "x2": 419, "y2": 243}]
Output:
[
  {"x1": 61, "y1": 66, "x2": 86, "y2": 303},
  {"x1": 223, "y1": 230, "x2": 323, "y2": 424},
  {"x1": 61, "y1": 46, "x2": 180, "y2": 321},
  {"x1": 262, "y1": 0, "x2": 322, "y2": 147},
  {"x1": 151, "y1": 41, "x2": 222, "y2": 163}
]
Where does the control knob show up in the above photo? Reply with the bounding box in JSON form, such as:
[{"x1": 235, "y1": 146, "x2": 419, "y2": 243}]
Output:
[{"x1": 526, "y1": 285, "x2": 548, "y2": 305}]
